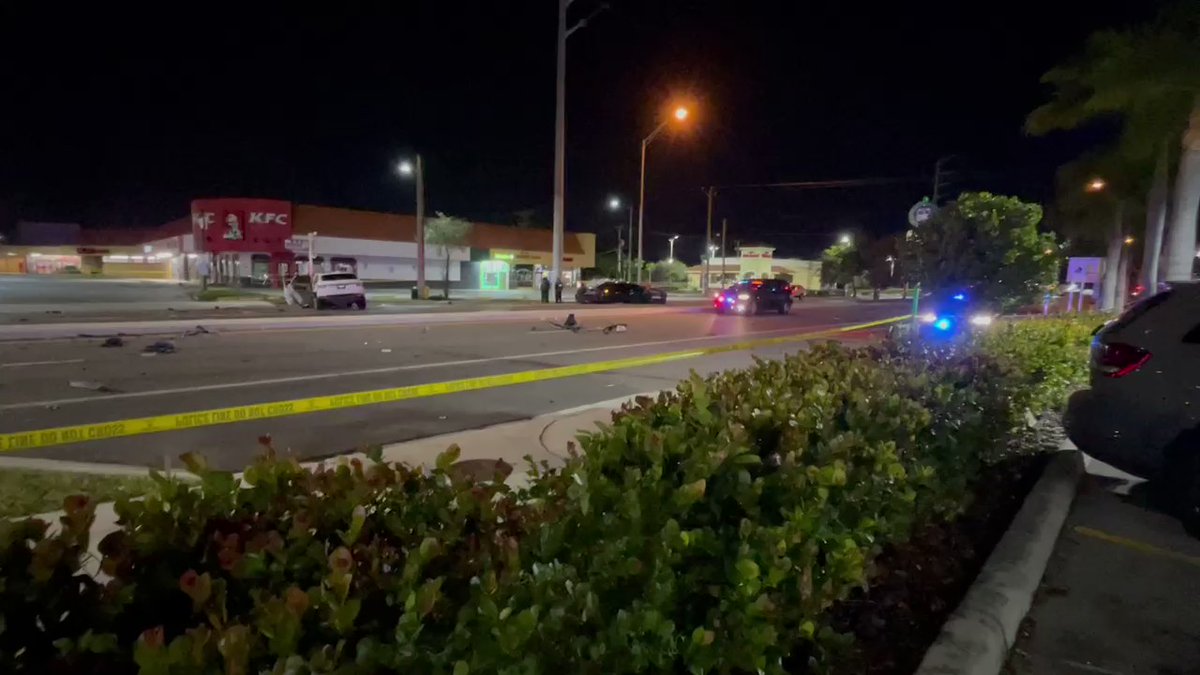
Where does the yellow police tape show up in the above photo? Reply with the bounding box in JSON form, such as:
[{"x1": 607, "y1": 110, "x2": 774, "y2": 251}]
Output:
[{"x1": 0, "y1": 315, "x2": 908, "y2": 452}]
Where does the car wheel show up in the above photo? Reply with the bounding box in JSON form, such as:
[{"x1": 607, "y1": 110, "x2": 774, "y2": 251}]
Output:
[
  {"x1": 778, "y1": 301, "x2": 791, "y2": 315},
  {"x1": 354, "y1": 297, "x2": 367, "y2": 310},
  {"x1": 1164, "y1": 431, "x2": 1200, "y2": 537}
]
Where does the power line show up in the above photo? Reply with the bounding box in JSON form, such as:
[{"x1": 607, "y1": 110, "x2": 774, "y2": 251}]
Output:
[{"x1": 708, "y1": 177, "x2": 922, "y2": 191}]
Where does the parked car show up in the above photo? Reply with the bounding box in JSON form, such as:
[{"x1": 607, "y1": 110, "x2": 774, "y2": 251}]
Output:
[
  {"x1": 713, "y1": 279, "x2": 793, "y2": 315},
  {"x1": 285, "y1": 272, "x2": 367, "y2": 310},
  {"x1": 1064, "y1": 282, "x2": 1200, "y2": 534},
  {"x1": 575, "y1": 281, "x2": 666, "y2": 304}
]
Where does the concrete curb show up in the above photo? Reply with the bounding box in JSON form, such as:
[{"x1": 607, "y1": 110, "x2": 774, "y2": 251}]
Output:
[{"x1": 914, "y1": 449, "x2": 1084, "y2": 675}]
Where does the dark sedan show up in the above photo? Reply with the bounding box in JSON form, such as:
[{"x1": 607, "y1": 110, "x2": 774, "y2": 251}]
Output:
[{"x1": 576, "y1": 281, "x2": 668, "y2": 304}]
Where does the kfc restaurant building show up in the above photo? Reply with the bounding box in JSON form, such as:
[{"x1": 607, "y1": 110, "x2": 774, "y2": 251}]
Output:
[{"x1": 142, "y1": 198, "x2": 595, "y2": 289}]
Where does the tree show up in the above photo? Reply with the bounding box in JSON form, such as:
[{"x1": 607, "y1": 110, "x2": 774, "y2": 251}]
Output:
[
  {"x1": 904, "y1": 192, "x2": 1059, "y2": 311},
  {"x1": 1027, "y1": 3, "x2": 1200, "y2": 283},
  {"x1": 1049, "y1": 151, "x2": 1147, "y2": 311},
  {"x1": 820, "y1": 241, "x2": 864, "y2": 295},
  {"x1": 644, "y1": 259, "x2": 687, "y2": 284},
  {"x1": 425, "y1": 213, "x2": 472, "y2": 299}
]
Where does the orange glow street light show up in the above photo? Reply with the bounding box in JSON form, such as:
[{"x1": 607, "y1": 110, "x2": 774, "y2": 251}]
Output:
[
  {"x1": 1086, "y1": 177, "x2": 1107, "y2": 192},
  {"x1": 636, "y1": 105, "x2": 690, "y2": 283}
]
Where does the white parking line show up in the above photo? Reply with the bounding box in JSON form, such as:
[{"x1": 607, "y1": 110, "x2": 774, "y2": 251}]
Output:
[
  {"x1": 0, "y1": 358, "x2": 85, "y2": 368},
  {"x1": 0, "y1": 322, "x2": 846, "y2": 411}
]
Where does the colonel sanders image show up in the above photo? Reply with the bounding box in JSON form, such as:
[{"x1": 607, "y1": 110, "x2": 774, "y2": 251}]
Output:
[{"x1": 223, "y1": 212, "x2": 243, "y2": 240}]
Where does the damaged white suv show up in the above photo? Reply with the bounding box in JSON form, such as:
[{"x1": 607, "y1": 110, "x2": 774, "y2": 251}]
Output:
[{"x1": 284, "y1": 272, "x2": 367, "y2": 310}]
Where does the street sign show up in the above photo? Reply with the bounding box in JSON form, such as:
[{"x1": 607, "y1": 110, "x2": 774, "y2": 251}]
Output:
[
  {"x1": 1066, "y1": 257, "x2": 1102, "y2": 284},
  {"x1": 908, "y1": 198, "x2": 936, "y2": 227}
]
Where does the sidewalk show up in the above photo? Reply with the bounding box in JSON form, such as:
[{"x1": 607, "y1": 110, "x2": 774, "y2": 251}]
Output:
[{"x1": 1007, "y1": 455, "x2": 1200, "y2": 674}]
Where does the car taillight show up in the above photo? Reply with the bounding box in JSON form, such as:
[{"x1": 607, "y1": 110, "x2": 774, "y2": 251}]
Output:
[{"x1": 1092, "y1": 341, "x2": 1151, "y2": 378}]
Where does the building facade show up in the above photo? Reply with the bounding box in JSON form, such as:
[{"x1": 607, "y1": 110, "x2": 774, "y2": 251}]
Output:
[
  {"x1": 685, "y1": 245, "x2": 821, "y2": 291},
  {"x1": 1, "y1": 198, "x2": 596, "y2": 289}
]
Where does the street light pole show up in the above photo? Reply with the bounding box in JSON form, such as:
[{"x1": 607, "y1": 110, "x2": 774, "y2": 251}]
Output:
[
  {"x1": 415, "y1": 154, "x2": 426, "y2": 298},
  {"x1": 702, "y1": 186, "x2": 715, "y2": 293},
  {"x1": 398, "y1": 156, "x2": 427, "y2": 298},
  {"x1": 637, "y1": 107, "x2": 688, "y2": 284},
  {"x1": 668, "y1": 235, "x2": 679, "y2": 263}
]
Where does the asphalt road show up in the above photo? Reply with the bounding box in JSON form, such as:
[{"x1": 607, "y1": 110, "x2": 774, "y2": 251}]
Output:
[{"x1": 0, "y1": 299, "x2": 904, "y2": 470}]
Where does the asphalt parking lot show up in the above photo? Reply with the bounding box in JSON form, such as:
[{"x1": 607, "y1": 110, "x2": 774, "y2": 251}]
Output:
[{"x1": 1008, "y1": 456, "x2": 1200, "y2": 674}]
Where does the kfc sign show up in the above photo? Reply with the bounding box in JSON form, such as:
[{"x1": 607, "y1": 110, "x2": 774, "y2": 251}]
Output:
[{"x1": 191, "y1": 198, "x2": 293, "y2": 253}]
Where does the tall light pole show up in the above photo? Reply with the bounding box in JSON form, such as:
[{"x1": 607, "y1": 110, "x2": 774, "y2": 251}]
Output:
[
  {"x1": 552, "y1": 0, "x2": 607, "y2": 287},
  {"x1": 397, "y1": 156, "x2": 426, "y2": 298},
  {"x1": 667, "y1": 235, "x2": 679, "y2": 263},
  {"x1": 608, "y1": 196, "x2": 633, "y2": 281},
  {"x1": 637, "y1": 106, "x2": 689, "y2": 283}
]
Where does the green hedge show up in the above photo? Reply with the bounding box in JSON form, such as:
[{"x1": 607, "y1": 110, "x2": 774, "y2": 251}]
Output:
[{"x1": 0, "y1": 318, "x2": 1095, "y2": 674}]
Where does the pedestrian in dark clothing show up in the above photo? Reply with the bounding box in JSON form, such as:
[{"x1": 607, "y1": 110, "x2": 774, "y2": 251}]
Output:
[
  {"x1": 554, "y1": 279, "x2": 564, "y2": 303},
  {"x1": 540, "y1": 277, "x2": 551, "y2": 303}
]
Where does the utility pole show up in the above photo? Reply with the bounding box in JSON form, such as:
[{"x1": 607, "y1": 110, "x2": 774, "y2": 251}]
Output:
[
  {"x1": 552, "y1": 0, "x2": 607, "y2": 287},
  {"x1": 626, "y1": 204, "x2": 634, "y2": 281},
  {"x1": 550, "y1": 0, "x2": 568, "y2": 287},
  {"x1": 720, "y1": 217, "x2": 727, "y2": 285},
  {"x1": 415, "y1": 154, "x2": 426, "y2": 298},
  {"x1": 932, "y1": 155, "x2": 958, "y2": 205},
  {"x1": 614, "y1": 225, "x2": 624, "y2": 280},
  {"x1": 702, "y1": 186, "x2": 715, "y2": 293}
]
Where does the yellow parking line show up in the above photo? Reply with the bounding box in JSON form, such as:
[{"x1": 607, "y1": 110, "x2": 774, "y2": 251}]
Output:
[
  {"x1": 0, "y1": 315, "x2": 907, "y2": 452},
  {"x1": 1073, "y1": 526, "x2": 1200, "y2": 569}
]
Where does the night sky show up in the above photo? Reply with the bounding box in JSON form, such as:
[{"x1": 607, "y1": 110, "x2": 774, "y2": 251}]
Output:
[{"x1": 0, "y1": 1, "x2": 1159, "y2": 260}]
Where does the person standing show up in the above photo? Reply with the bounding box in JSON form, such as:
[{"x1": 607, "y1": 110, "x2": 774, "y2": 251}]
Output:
[
  {"x1": 554, "y1": 278, "x2": 564, "y2": 303},
  {"x1": 540, "y1": 276, "x2": 551, "y2": 303}
]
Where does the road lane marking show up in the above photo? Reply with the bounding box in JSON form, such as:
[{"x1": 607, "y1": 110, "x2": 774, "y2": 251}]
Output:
[
  {"x1": 0, "y1": 315, "x2": 907, "y2": 452},
  {"x1": 0, "y1": 359, "x2": 85, "y2": 368},
  {"x1": 0, "y1": 320, "x2": 864, "y2": 411},
  {"x1": 1073, "y1": 526, "x2": 1200, "y2": 569}
]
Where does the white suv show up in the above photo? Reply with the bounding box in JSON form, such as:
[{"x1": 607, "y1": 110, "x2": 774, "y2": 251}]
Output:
[
  {"x1": 1064, "y1": 282, "x2": 1200, "y2": 532},
  {"x1": 284, "y1": 272, "x2": 367, "y2": 310}
]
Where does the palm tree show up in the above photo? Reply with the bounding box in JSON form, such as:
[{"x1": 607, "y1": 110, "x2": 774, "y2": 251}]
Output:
[
  {"x1": 1027, "y1": 3, "x2": 1200, "y2": 283},
  {"x1": 425, "y1": 213, "x2": 472, "y2": 300},
  {"x1": 1050, "y1": 152, "x2": 1146, "y2": 311}
]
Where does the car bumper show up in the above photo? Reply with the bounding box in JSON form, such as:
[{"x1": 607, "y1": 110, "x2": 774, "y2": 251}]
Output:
[
  {"x1": 317, "y1": 293, "x2": 364, "y2": 308},
  {"x1": 1064, "y1": 389, "x2": 1164, "y2": 478}
]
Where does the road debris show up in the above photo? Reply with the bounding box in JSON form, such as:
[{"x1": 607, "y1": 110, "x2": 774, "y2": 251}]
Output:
[
  {"x1": 100, "y1": 336, "x2": 125, "y2": 348},
  {"x1": 547, "y1": 313, "x2": 581, "y2": 332},
  {"x1": 182, "y1": 325, "x2": 211, "y2": 337},
  {"x1": 380, "y1": 348, "x2": 393, "y2": 353},
  {"x1": 602, "y1": 323, "x2": 628, "y2": 334},
  {"x1": 69, "y1": 380, "x2": 117, "y2": 393},
  {"x1": 142, "y1": 341, "x2": 177, "y2": 355}
]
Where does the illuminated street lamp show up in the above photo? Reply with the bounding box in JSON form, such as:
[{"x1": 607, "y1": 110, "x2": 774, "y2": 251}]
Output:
[
  {"x1": 885, "y1": 255, "x2": 895, "y2": 279},
  {"x1": 839, "y1": 233, "x2": 852, "y2": 245},
  {"x1": 1086, "y1": 177, "x2": 1107, "y2": 192},
  {"x1": 668, "y1": 235, "x2": 680, "y2": 263},
  {"x1": 637, "y1": 104, "x2": 691, "y2": 283},
  {"x1": 397, "y1": 156, "x2": 427, "y2": 298},
  {"x1": 608, "y1": 196, "x2": 634, "y2": 281},
  {"x1": 1124, "y1": 236, "x2": 1135, "y2": 245}
]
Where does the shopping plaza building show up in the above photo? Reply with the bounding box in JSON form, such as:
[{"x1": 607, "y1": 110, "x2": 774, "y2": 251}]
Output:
[{"x1": 0, "y1": 198, "x2": 595, "y2": 289}]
